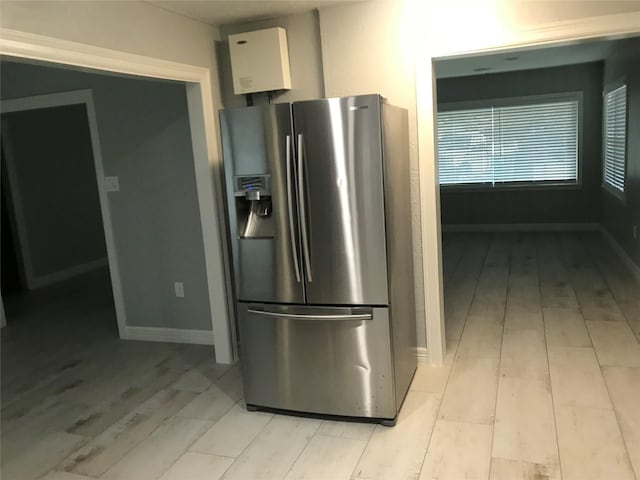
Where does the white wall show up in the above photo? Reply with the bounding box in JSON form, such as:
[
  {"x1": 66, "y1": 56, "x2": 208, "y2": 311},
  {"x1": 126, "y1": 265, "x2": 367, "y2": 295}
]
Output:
[
  {"x1": 319, "y1": 1, "x2": 427, "y2": 349},
  {"x1": 1, "y1": 60, "x2": 213, "y2": 332},
  {"x1": 498, "y1": 0, "x2": 640, "y2": 28},
  {"x1": 218, "y1": 11, "x2": 325, "y2": 107},
  {"x1": 2, "y1": 105, "x2": 107, "y2": 288},
  {"x1": 422, "y1": 0, "x2": 640, "y2": 57},
  {"x1": 0, "y1": 1, "x2": 219, "y2": 72}
]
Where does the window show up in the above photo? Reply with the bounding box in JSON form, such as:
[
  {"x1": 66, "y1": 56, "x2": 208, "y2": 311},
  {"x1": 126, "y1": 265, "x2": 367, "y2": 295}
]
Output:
[
  {"x1": 602, "y1": 84, "x2": 627, "y2": 198},
  {"x1": 438, "y1": 96, "x2": 580, "y2": 187}
]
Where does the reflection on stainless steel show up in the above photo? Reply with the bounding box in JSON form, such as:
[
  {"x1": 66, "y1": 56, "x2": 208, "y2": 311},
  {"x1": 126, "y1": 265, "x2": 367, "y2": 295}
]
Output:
[
  {"x1": 239, "y1": 304, "x2": 394, "y2": 418},
  {"x1": 220, "y1": 95, "x2": 416, "y2": 425},
  {"x1": 328, "y1": 100, "x2": 361, "y2": 298},
  {"x1": 382, "y1": 103, "x2": 417, "y2": 406},
  {"x1": 247, "y1": 308, "x2": 372, "y2": 320},
  {"x1": 356, "y1": 322, "x2": 373, "y2": 416},
  {"x1": 237, "y1": 199, "x2": 274, "y2": 238},
  {"x1": 297, "y1": 134, "x2": 313, "y2": 283},
  {"x1": 285, "y1": 135, "x2": 301, "y2": 283},
  {"x1": 293, "y1": 96, "x2": 388, "y2": 305}
]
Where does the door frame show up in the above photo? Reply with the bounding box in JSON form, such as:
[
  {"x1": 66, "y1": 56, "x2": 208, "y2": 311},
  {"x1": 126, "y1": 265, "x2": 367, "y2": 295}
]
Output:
[
  {"x1": 1, "y1": 90, "x2": 126, "y2": 332},
  {"x1": 0, "y1": 29, "x2": 236, "y2": 363},
  {"x1": 415, "y1": 9, "x2": 640, "y2": 365}
]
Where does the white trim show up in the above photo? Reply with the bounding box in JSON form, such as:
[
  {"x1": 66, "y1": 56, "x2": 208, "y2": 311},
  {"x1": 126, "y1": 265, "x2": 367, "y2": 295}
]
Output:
[
  {"x1": 442, "y1": 223, "x2": 600, "y2": 233},
  {"x1": 124, "y1": 326, "x2": 215, "y2": 345},
  {"x1": 2, "y1": 89, "x2": 96, "y2": 112},
  {"x1": 415, "y1": 347, "x2": 429, "y2": 364},
  {"x1": 416, "y1": 56, "x2": 446, "y2": 366},
  {"x1": 29, "y1": 258, "x2": 108, "y2": 290},
  {"x1": 416, "y1": 8, "x2": 640, "y2": 365},
  {"x1": 428, "y1": 12, "x2": 640, "y2": 60},
  {"x1": 85, "y1": 93, "x2": 128, "y2": 337},
  {"x1": 184, "y1": 85, "x2": 239, "y2": 360},
  {"x1": 0, "y1": 28, "x2": 234, "y2": 363},
  {"x1": 1, "y1": 90, "x2": 128, "y2": 337},
  {"x1": 600, "y1": 227, "x2": 640, "y2": 285},
  {"x1": 0, "y1": 29, "x2": 205, "y2": 83}
]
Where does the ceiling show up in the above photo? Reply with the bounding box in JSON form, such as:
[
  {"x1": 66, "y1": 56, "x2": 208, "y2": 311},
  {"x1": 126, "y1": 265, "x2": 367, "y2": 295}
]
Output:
[
  {"x1": 147, "y1": 0, "x2": 356, "y2": 26},
  {"x1": 147, "y1": 1, "x2": 634, "y2": 78},
  {"x1": 435, "y1": 38, "x2": 620, "y2": 78}
]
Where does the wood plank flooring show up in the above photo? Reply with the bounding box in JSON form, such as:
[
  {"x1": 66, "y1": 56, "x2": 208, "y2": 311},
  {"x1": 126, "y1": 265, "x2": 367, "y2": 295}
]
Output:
[{"x1": 1, "y1": 231, "x2": 639, "y2": 480}]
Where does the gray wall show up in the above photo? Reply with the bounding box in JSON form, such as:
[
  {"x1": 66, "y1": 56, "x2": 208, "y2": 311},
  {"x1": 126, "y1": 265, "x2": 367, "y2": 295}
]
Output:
[
  {"x1": 602, "y1": 38, "x2": 640, "y2": 267},
  {"x1": 437, "y1": 62, "x2": 604, "y2": 225},
  {"x1": 217, "y1": 11, "x2": 325, "y2": 108},
  {"x1": 1, "y1": 60, "x2": 212, "y2": 331},
  {"x1": 2, "y1": 104, "x2": 107, "y2": 282}
]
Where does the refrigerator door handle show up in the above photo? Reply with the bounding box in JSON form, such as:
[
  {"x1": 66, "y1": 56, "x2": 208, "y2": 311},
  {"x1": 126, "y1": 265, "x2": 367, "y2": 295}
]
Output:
[
  {"x1": 297, "y1": 133, "x2": 313, "y2": 282},
  {"x1": 247, "y1": 309, "x2": 372, "y2": 321},
  {"x1": 286, "y1": 135, "x2": 301, "y2": 283}
]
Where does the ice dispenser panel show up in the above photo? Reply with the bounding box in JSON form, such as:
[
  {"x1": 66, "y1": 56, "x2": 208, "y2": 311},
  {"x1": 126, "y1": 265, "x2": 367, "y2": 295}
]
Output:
[{"x1": 234, "y1": 175, "x2": 275, "y2": 238}]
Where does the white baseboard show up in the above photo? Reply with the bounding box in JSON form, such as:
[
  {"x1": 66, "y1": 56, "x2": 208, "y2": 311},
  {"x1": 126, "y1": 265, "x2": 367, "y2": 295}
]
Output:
[
  {"x1": 28, "y1": 258, "x2": 108, "y2": 290},
  {"x1": 415, "y1": 347, "x2": 429, "y2": 364},
  {"x1": 599, "y1": 227, "x2": 640, "y2": 285},
  {"x1": 124, "y1": 326, "x2": 215, "y2": 345},
  {"x1": 442, "y1": 223, "x2": 600, "y2": 233}
]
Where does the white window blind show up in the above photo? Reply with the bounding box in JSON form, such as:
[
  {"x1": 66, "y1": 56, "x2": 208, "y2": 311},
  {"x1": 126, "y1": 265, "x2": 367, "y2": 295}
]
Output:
[
  {"x1": 603, "y1": 84, "x2": 627, "y2": 194},
  {"x1": 438, "y1": 98, "x2": 579, "y2": 186}
]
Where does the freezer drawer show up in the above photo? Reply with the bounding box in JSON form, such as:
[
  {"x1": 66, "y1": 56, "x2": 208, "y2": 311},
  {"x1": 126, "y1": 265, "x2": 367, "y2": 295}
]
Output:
[{"x1": 238, "y1": 303, "x2": 396, "y2": 420}]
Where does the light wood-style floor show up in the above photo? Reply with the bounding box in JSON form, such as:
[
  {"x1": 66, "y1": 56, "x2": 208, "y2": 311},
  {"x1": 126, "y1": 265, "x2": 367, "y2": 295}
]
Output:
[{"x1": 2, "y1": 231, "x2": 639, "y2": 480}]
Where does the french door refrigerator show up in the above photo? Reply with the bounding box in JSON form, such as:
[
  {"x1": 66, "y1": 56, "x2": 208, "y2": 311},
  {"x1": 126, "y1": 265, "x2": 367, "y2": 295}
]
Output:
[{"x1": 220, "y1": 94, "x2": 416, "y2": 425}]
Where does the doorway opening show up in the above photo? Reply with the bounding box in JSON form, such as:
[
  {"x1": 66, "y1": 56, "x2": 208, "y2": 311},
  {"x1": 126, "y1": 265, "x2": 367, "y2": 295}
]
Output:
[
  {"x1": 0, "y1": 57, "x2": 243, "y2": 478},
  {"x1": 425, "y1": 33, "x2": 640, "y2": 476},
  {"x1": 1, "y1": 89, "x2": 122, "y2": 336},
  {"x1": 432, "y1": 34, "x2": 640, "y2": 361}
]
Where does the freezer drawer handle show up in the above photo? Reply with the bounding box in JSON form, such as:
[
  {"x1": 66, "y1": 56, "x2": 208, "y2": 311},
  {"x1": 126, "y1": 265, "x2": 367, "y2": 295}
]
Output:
[
  {"x1": 297, "y1": 133, "x2": 313, "y2": 282},
  {"x1": 247, "y1": 309, "x2": 372, "y2": 321},
  {"x1": 286, "y1": 135, "x2": 301, "y2": 283}
]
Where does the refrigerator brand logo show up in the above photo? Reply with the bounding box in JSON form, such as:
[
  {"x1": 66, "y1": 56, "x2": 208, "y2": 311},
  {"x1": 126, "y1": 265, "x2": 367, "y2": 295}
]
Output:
[{"x1": 349, "y1": 105, "x2": 369, "y2": 111}]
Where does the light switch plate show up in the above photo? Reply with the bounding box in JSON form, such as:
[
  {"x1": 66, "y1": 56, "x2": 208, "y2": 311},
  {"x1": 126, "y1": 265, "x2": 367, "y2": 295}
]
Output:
[
  {"x1": 105, "y1": 176, "x2": 120, "y2": 192},
  {"x1": 174, "y1": 282, "x2": 185, "y2": 298}
]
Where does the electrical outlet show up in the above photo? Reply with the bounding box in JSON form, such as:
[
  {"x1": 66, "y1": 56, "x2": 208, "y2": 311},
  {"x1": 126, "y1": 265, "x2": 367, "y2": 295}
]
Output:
[{"x1": 174, "y1": 282, "x2": 184, "y2": 298}]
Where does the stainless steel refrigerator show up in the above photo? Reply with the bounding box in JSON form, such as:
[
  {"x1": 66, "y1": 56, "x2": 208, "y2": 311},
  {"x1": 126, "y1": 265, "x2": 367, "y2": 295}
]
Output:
[{"x1": 220, "y1": 94, "x2": 416, "y2": 425}]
